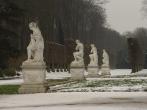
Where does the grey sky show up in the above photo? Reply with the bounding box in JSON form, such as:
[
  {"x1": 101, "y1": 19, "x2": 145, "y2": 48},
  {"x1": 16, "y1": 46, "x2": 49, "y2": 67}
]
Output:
[{"x1": 104, "y1": 0, "x2": 147, "y2": 34}]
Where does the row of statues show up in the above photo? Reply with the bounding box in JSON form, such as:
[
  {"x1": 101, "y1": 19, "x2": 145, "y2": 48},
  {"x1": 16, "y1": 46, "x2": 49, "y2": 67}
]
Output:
[
  {"x1": 19, "y1": 20, "x2": 147, "y2": 93},
  {"x1": 20, "y1": 21, "x2": 110, "y2": 93},
  {"x1": 23, "y1": 21, "x2": 109, "y2": 69},
  {"x1": 71, "y1": 40, "x2": 110, "y2": 68},
  {"x1": 21, "y1": 21, "x2": 110, "y2": 86}
]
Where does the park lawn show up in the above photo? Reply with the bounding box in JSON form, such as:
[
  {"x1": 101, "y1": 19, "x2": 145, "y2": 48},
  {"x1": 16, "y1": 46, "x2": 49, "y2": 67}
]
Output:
[
  {"x1": 0, "y1": 85, "x2": 20, "y2": 94},
  {"x1": 0, "y1": 78, "x2": 74, "y2": 94},
  {"x1": 62, "y1": 79, "x2": 147, "y2": 88},
  {"x1": 47, "y1": 78, "x2": 76, "y2": 86},
  {"x1": 1, "y1": 79, "x2": 147, "y2": 94}
]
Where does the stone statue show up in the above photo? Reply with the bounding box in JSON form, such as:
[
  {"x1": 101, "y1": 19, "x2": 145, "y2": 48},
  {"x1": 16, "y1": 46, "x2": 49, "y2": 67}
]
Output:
[
  {"x1": 89, "y1": 44, "x2": 98, "y2": 66},
  {"x1": 71, "y1": 40, "x2": 84, "y2": 66},
  {"x1": 19, "y1": 21, "x2": 47, "y2": 94},
  {"x1": 87, "y1": 44, "x2": 99, "y2": 77},
  {"x1": 24, "y1": 22, "x2": 45, "y2": 64},
  {"x1": 102, "y1": 49, "x2": 109, "y2": 67}
]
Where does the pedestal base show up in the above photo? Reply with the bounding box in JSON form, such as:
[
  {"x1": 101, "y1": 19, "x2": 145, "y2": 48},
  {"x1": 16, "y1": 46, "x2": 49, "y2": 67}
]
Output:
[
  {"x1": 19, "y1": 63, "x2": 48, "y2": 94},
  {"x1": 87, "y1": 66, "x2": 99, "y2": 78},
  {"x1": 101, "y1": 66, "x2": 110, "y2": 77},
  {"x1": 19, "y1": 83, "x2": 48, "y2": 94},
  {"x1": 70, "y1": 67, "x2": 85, "y2": 80}
]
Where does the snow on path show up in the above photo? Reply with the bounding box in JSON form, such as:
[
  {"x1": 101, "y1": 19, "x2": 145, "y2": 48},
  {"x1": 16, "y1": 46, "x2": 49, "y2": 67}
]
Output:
[
  {"x1": 0, "y1": 92, "x2": 147, "y2": 110},
  {"x1": 0, "y1": 79, "x2": 23, "y2": 85}
]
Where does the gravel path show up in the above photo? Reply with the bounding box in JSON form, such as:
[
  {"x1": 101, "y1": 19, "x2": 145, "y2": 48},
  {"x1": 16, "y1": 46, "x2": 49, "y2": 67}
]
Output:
[{"x1": 0, "y1": 92, "x2": 147, "y2": 110}]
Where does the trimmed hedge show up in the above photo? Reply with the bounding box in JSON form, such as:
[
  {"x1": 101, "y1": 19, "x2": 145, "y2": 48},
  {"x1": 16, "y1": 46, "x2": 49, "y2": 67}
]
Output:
[
  {"x1": 0, "y1": 68, "x2": 16, "y2": 78},
  {"x1": 0, "y1": 69, "x2": 4, "y2": 77}
]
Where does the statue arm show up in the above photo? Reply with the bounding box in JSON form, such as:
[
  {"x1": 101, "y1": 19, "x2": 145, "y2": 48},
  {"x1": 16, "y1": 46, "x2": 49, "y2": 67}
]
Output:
[
  {"x1": 30, "y1": 34, "x2": 36, "y2": 40},
  {"x1": 91, "y1": 49, "x2": 93, "y2": 53},
  {"x1": 75, "y1": 45, "x2": 79, "y2": 51}
]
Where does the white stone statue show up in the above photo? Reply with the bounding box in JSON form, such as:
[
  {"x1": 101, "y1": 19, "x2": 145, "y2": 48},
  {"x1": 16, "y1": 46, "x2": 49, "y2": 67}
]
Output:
[
  {"x1": 71, "y1": 40, "x2": 84, "y2": 66},
  {"x1": 89, "y1": 44, "x2": 98, "y2": 66},
  {"x1": 19, "y1": 22, "x2": 47, "y2": 94},
  {"x1": 102, "y1": 49, "x2": 109, "y2": 67},
  {"x1": 24, "y1": 21, "x2": 45, "y2": 64}
]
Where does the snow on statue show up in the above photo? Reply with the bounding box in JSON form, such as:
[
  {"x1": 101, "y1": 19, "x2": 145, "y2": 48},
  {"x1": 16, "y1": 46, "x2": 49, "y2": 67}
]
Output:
[
  {"x1": 102, "y1": 49, "x2": 109, "y2": 67},
  {"x1": 89, "y1": 44, "x2": 98, "y2": 66},
  {"x1": 24, "y1": 21, "x2": 44, "y2": 64},
  {"x1": 71, "y1": 40, "x2": 84, "y2": 67}
]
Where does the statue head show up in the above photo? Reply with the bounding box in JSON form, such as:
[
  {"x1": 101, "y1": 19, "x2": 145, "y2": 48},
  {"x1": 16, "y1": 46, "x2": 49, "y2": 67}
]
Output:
[
  {"x1": 29, "y1": 22, "x2": 38, "y2": 30},
  {"x1": 75, "y1": 40, "x2": 80, "y2": 44},
  {"x1": 90, "y1": 44, "x2": 95, "y2": 48},
  {"x1": 103, "y1": 49, "x2": 108, "y2": 57}
]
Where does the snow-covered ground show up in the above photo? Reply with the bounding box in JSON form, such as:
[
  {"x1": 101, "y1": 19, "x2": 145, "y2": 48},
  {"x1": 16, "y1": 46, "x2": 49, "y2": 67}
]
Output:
[
  {"x1": 0, "y1": 78, "x2": 23, "y2": 85},
  {"x1": 111, "y1": 69, "x2": 147, "y2": 76},
  {"x1": 0, "y1": 71, "x2": 71, "y2": 85},
  {"x1": 110, "y1": 69, "x2": 131, "y2": 76},
  {"x1": 0, "y1": 69, "x2": 147, "y2": 85},
  {"x1": 0, "y1": 92, "x2": 147, "y2": 110},
  {"x1": 46, "y1": 71, "x2": 71, "y2": 79}
]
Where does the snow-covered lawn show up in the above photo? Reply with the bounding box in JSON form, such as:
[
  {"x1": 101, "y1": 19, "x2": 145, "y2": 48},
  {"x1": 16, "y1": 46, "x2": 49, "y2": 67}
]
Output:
[
  {"x1": 0, "y1": 69, "x2": 147, "y2": 86},
  {"x1": 0, "y1": 79, "x2": 23, "y2": 85},
  {"x1": 46, "y1": 71, "x2": 71, "y2": 79},
  {"x1": 50, "y1": 78, "x2": 147, "y2": 92},
  {"x1": 110, "y1": 69, "x2": 131, "y2": 76},
  {"x1": 0, "y1": 71, "x2": 71, "y2": 85}
]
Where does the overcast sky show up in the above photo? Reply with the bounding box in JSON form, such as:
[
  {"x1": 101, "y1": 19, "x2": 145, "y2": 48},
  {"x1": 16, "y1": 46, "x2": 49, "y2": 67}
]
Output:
[{"x1": 104, "y1": 0, "x2": 147, "y2": 34}]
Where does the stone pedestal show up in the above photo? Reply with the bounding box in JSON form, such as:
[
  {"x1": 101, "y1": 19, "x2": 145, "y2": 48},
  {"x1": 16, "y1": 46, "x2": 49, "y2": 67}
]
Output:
[
  {"x1": 101, "y1": 65, "x2": 110, "y2": 77},
  {"x1": 70, "y1": 67, "x2": 85, "y2": 80},
  {"x1": 87, "y1": 66, "x2": 99, "y2": 77},
  {"x1": 19, "y1": 63, "x2": 48, "y2": 94}
]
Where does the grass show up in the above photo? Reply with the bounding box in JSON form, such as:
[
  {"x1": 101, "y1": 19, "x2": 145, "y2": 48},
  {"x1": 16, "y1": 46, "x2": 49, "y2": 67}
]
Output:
[
  {"x1": 84, "y1": 79, "x2": 147, "y2": 87},
  {"x1": 63, "y1": 79, "x2": 147, "y2": 88},
  {"x1": 47, "y1": 78, "x2": 77, "y2": 86},
  {"x1": 0, "y1": 78, "x2": 74, "y2": 94},
  {"x1": 0, "y1": 85, "x2": 20, "y2": 94},
  {"x1": 0, "y1": 79, "x2": 147, "y2": 94}
]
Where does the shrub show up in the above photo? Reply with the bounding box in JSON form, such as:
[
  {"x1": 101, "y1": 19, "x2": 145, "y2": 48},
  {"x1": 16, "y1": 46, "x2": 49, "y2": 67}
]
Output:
[
  {"x1": 3, "y1": 68, "x2": 16, "y2": 77},
  {"x1": 0, "y1": 68, "x2": 4, "y2": 77}
]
